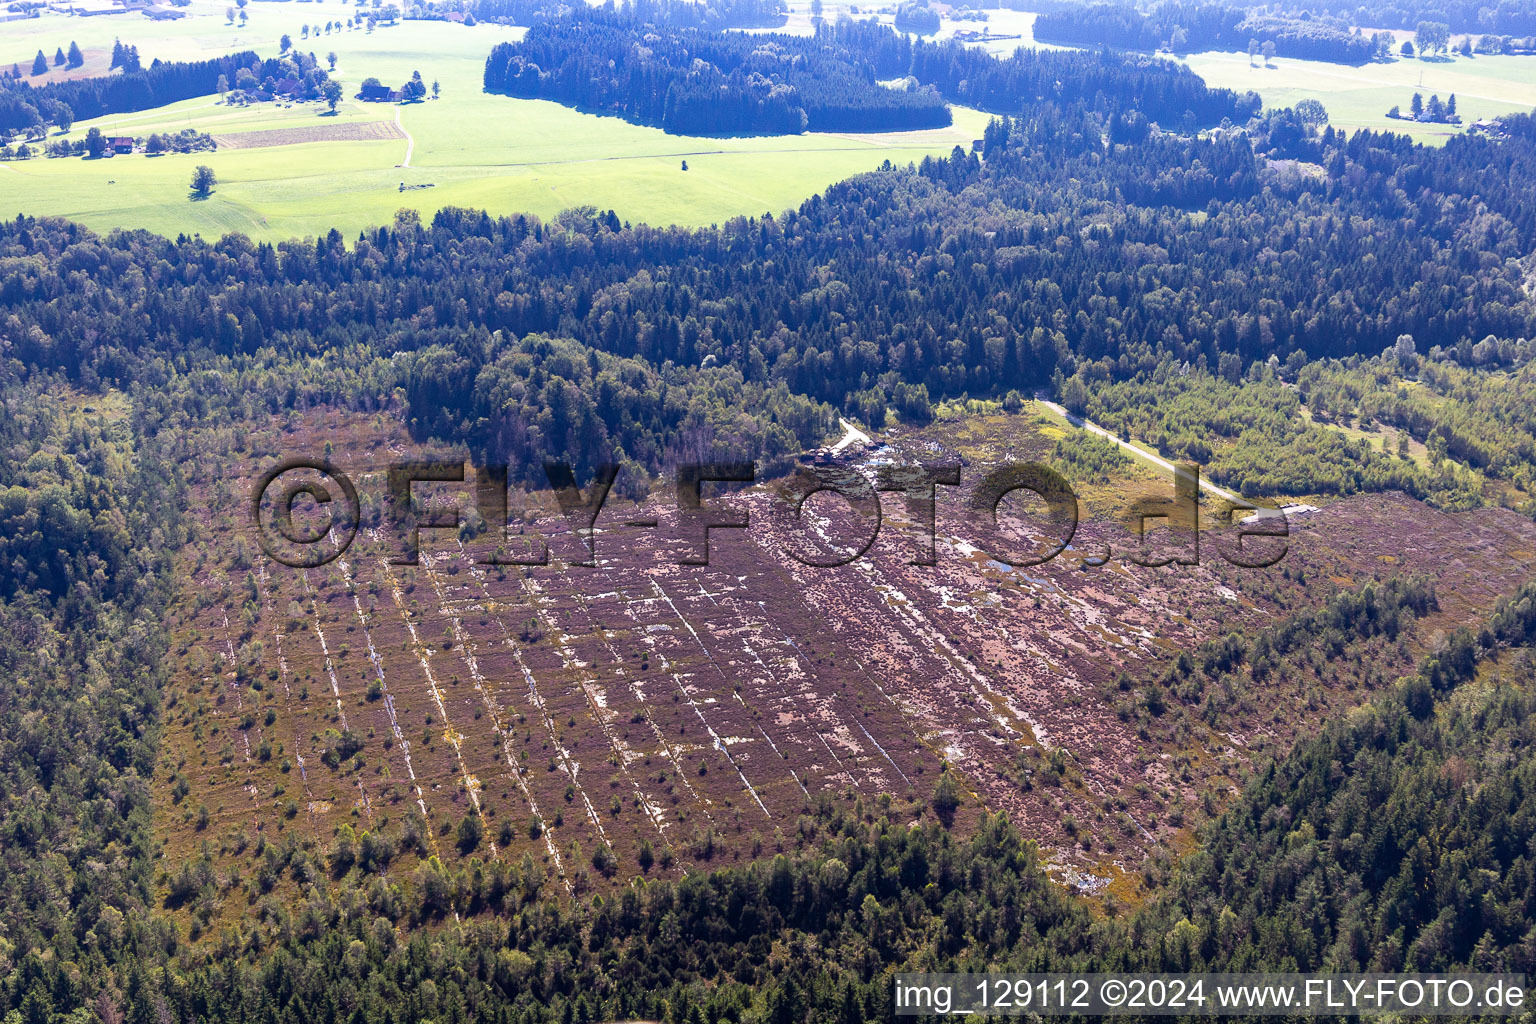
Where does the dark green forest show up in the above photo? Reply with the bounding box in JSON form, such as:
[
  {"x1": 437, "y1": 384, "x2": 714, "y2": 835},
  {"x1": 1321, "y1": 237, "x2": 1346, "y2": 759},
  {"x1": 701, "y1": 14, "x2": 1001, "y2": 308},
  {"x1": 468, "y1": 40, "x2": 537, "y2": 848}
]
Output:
[
  {"x1": 484, "y1": 15, "x2": 1256, "y2": 136},
  {"x1": 466, "y1": 0, "x2": 789, "y2": 31},
  {"x1": 1233, "y1": 0, "x2": 1536, "y2": 36},
  {"x1": 0, "y1": 52, "x2": 332, "y2": 135},
  {"x1": 483, "y1": 14, "x2": 952, "y2": 135},
  {"x1": 1026, "y1": 0, "x2": 1536, "y2": 39},
  {"x1": 1032, "y1": 2, "x2": 1383, "y2": 63},
  {"x1": 5, "y1": 110, "x2": 1535, "y2": 489}
]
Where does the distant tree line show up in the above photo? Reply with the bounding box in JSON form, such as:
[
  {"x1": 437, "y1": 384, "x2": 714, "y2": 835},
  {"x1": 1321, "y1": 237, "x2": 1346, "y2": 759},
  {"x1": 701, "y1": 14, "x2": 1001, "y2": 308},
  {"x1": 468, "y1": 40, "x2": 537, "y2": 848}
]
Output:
[
  {"x1": 485, "y1": 11, "x2": 1262, "y2": 138},
  {"x1": 1240, "y1": 0, "x2": 1536, "y2": 36},
  {"x1": 893, "y1": 0, "x2": 941, "y2": 35},
  {"x1": 1033, "y1": 1, "x2": 1383, "y2": 64},
  {"x1": 484, "y1": 12, "x2": 952, "y2": 135},
  {"x1": 883, "y1": 18, "x2": 1258, "y2": 125},
  {"x1": 469, "y1": 0, "x2": 787, "y2": 29},
  {"x1": 3, "y1": 113, "x2": 1535, "y2": 481},
  {"x1": 0, "y1": 50, "x2": 259, "y2": 134}
]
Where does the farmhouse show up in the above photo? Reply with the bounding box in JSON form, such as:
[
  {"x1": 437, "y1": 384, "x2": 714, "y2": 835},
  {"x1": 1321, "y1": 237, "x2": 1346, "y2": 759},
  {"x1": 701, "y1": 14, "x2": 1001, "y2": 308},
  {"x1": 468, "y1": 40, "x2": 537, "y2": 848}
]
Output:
[
  {"x1": 69, "y1": 0, "x2": 127, "y2": 14},
  {"x1": 106, "y1": 136, "x2": 134, "y2": 154},
  {"x1": 358, "y1": 83, "x2": 401, "y2": 102},
  {"x1": 952, "y1": 28, "x2": 1020, "y2": 41}
]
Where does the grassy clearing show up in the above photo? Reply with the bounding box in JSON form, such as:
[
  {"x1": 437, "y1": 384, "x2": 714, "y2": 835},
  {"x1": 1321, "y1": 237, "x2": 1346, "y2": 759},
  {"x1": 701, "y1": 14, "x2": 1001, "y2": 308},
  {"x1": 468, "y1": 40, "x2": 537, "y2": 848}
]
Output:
[
  {"x1": 1298, "y1": 405, "x2": 1436, "y2": 469},
  {"x1": 4, "y1": 5, "x2": 988, "y2": 241},
  {"x1": 1182, "y1": 48, "x2": 1536, "y2": 143}
]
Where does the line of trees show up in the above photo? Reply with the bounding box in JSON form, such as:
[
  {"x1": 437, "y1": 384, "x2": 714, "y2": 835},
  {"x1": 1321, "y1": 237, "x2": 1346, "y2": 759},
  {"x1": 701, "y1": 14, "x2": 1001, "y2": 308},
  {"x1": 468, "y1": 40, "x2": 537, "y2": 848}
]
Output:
[
  {"x1": 1033, "y1": 1, "x2": 1383, "y2": 64},
  {"x1": 22, "y1": 40, "x2": 85, "y2": 75},
  {"x1": 893, "y1": 1, "x2": 941, "y2": 35},
  {"x1": 2, "y1": 113, "x2": 1535, "y2": 481},
  {"x1": 1250, "y1": 0, "x2": 1536, "y2": 36},
  {"x1": 469, "y1": 0, "x2": 788, "y2": 29},
  {"x1": 484, "y1": 12, "x2": 952, "y2": 135},
  {"x1": 887, "y1": 18, "x2": 1258, "y2": 125},
  {"x1": 484, "y1": 12, "x2": 1260, "y2": 138},
  {"x1": 0, "y1": 50, "x2": 259, "y2": 134}
]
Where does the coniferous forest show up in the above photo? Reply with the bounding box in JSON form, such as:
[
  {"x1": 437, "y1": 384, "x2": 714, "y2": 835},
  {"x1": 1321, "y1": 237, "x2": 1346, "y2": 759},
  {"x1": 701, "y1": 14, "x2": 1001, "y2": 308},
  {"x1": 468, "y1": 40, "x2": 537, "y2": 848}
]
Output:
[
  {"x1": 484, "y1": 13, "x2": 953, "y2": 134},
  {"x1": 485, "y1": 15, "x2": 1257, "y2": 135},
  {"x1": 5, "y1": 12, "x2": 1536, "y2": 1022},
  {"x1": 1239, "y1": 0, "x2": 1536, "y2": 36},
  {"x1": 0, "y1": 52, "x2": 270, "y2": 134},
  {"x1": 468, "y1": 0, "x2": 789, "y2": 30},
  {"x1": 1032, "y1": 2, "x2": 1381, "y2": 63}
]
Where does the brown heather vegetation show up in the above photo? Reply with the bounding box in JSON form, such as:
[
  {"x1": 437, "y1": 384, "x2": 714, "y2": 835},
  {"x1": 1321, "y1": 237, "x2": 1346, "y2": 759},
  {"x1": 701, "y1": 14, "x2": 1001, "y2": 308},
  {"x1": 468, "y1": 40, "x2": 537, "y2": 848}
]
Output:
[{"x1": 152, "y1": 404, "x2": 1536, "y2": 939}]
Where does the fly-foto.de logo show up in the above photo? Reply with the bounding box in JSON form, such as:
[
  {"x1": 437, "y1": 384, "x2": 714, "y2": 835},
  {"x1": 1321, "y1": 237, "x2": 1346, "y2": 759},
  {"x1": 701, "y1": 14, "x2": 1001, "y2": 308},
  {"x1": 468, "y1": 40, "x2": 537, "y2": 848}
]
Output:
[{"x1": 248, "y1": 456, "x2": 1291, "y2": 571}]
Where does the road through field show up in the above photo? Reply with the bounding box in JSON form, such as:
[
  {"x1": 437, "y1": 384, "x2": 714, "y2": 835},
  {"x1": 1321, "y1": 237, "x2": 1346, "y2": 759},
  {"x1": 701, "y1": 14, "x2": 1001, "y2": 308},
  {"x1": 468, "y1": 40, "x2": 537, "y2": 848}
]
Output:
[
  {"x1": 1037, "y1": 399, "x2": 1246, "y2": 504},
  {"x1": 396, "y1": 105, "x2": 414, "y2": 168}
]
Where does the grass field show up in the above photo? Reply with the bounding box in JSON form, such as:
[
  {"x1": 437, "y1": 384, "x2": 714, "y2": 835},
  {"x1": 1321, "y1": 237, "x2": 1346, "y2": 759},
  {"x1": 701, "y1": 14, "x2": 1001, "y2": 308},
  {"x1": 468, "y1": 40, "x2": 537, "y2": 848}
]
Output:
[
  {"x1": 2, "y1": 3, "x2": 989, "y2": 241},
  {"x1": 6, "y1": 0, "x2": 1534, "y2": 238},
  {"x1": 1183, "y1": 48, "x2": 1536, "y2": 143}
]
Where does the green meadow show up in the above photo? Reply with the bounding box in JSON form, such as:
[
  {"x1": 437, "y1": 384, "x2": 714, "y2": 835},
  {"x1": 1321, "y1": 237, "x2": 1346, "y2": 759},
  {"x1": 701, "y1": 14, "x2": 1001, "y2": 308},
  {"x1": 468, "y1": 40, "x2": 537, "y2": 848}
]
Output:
[
  {"x1": 4, "y1": 0, "x2": 1534, "y2": 241},
  {"x1": 1, "y1": 5, "x2": 988, "y2": 241},
  {"x1": 1182, "y1": 47, "x2": 1536, "y2": 143}
]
